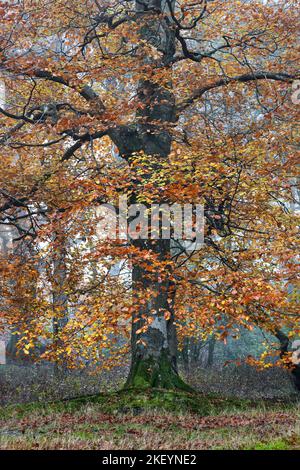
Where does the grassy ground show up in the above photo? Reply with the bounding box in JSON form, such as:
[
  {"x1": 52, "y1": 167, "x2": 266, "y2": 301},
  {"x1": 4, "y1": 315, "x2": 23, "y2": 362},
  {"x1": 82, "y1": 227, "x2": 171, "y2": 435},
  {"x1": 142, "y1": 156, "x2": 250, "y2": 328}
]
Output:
[{"x1": 1, "y1": 389, "x2": 299, "y2": 450}]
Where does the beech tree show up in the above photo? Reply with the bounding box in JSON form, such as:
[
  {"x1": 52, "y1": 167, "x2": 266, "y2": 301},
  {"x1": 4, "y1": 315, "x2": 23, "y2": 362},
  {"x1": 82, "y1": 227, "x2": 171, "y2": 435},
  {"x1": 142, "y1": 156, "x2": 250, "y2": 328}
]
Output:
[{"x1": 0, "y1": 0, "x2": 299, "y2": 389}]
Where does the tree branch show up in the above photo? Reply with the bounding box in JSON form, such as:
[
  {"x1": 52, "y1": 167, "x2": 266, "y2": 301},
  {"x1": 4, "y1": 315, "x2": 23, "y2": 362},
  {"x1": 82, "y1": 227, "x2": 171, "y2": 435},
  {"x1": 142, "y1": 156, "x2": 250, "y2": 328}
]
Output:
[{"x1": 177, "y1": 71, "x2": 298, "y2": 113}]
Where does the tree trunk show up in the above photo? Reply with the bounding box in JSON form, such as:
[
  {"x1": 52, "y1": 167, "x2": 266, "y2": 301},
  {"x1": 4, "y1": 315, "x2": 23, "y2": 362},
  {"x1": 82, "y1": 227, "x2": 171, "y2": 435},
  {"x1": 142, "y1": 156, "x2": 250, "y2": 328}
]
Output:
[
  {"x1": 275, "y1": 328, "x2": 300, "y2": 392},
  {"x1": 206, "y1": 335, "x2": 216, "y2": 369},
  {"x1": 52, "y1": 232, "x2": 69, "y2": 378},
  {"x1": 110, "y1": 0, "x2": 192, "y2": 390},
  {"x1": 125, "y1": 239, "x2": 191, "y2": 390},
  {"x1": 181, "y1": 337, "x2": 191, "y2": 373}
]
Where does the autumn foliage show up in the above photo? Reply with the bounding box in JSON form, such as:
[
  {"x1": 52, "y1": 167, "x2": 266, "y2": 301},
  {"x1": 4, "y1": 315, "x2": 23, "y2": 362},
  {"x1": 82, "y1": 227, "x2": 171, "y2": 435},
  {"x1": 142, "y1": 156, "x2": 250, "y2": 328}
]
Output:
[{"x1": 0, "y1": 1, "x2": 299, "y2": 383}]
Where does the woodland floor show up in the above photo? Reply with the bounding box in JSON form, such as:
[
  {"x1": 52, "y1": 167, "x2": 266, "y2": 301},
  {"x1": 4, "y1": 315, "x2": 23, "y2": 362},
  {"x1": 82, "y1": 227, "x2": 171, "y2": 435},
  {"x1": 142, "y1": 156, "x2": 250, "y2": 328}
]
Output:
[{"x1": 0, "y1": 389, "x2": 299, "y2": 450}]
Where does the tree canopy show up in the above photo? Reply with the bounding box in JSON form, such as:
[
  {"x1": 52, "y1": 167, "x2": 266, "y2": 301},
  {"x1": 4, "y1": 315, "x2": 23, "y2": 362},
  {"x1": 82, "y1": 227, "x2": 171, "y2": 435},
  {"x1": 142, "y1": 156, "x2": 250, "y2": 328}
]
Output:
[{"x1": 0, "y1": 0, "x2": 299, "y2": 386}]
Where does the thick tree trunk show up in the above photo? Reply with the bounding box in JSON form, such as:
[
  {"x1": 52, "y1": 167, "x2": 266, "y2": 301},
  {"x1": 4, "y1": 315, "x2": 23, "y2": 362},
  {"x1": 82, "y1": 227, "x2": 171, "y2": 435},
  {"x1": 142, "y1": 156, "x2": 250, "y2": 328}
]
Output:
[
  {"x1": 125, "y1": 239, "x2": 191, "y2": 390},
  {"x1": 110, "y1": 0, "x2": 191, "y2": 390}
]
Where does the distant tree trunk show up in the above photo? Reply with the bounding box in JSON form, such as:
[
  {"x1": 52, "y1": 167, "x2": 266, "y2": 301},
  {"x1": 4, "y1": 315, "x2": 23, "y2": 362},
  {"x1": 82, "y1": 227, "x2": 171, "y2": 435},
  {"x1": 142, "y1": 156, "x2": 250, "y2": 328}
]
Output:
[
  {"x1": 206, "y1": 335, "x2": 216, "y2": 368},
  {"x1": 52, "y1": 232, "x2": 69, "y2": 377},
  {"x1": 5, "y1": 333, "x2": 20, "y2": 364},
  {"x1": 182, "y1": 337, "x2": 204, "y2": 372},
  {"x1": 181, "y1": 337, "x2": 191, "y2": 373},
  {"x1": 275, "y1": 329, "x2": 300, "y2": 391},
  {"x1": 6, "y1": 236, "x2": 38, "y2": 365}
]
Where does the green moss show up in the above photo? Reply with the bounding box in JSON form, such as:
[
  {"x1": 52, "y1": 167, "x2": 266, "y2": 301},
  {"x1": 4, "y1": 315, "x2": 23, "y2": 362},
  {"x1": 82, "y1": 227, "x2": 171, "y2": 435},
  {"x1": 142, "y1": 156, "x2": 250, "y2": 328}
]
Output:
[
  {"x1": 73, "y1": 430, "x2": 98, "y2": 440},
  {"x1": 1, "y1": 387, "x2": 297, "y2": 422},
  {"x1": 253, "y1": 439, "x2": 291, "y2": 450},
  {"x1": 125, "y1": 351, "x2": 194, "y2": 392},
  {"x1": 0, "y1": 388, "x2": 260, "y2": 421}
]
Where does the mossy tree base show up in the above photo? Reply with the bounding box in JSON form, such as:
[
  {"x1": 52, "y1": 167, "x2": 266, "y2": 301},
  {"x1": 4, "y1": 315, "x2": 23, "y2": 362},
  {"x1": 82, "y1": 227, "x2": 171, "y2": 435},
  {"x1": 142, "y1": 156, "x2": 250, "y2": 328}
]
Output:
[{"x1": 125, "y1": 351, "x2": 194, "y2": 392}]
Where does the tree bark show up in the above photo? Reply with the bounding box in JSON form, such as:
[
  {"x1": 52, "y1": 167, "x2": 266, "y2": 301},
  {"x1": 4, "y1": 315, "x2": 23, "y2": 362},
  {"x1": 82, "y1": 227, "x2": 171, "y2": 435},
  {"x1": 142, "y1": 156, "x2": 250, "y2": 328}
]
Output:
[
  {"x1": 52, "y1": 232, "x2": 69, "y2": 378},
  {"x1": 275, "y1": 329, "x2": 300, "y2": 392},
  {"x1": 125, "y1": 239, "x2": 191, "y2": 390},
  {"x1": 109, "y1": 1, "x2": 192, "y2": 390},
  {"x1": 206, "y1": 335, "x2": 216, "y2": 369}
]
